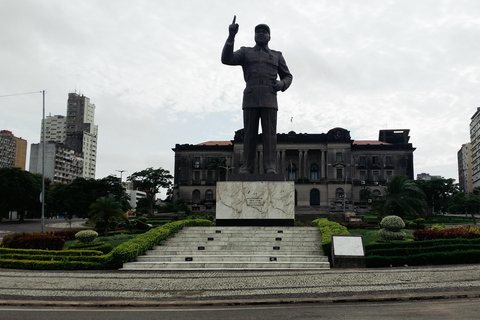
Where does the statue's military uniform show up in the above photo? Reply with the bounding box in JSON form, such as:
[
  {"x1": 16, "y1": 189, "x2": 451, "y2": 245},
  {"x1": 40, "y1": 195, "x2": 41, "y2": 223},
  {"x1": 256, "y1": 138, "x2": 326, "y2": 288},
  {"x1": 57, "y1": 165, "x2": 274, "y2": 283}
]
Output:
[{"x1": 222, "y1": 41, "x2": 292, "y2": 173}]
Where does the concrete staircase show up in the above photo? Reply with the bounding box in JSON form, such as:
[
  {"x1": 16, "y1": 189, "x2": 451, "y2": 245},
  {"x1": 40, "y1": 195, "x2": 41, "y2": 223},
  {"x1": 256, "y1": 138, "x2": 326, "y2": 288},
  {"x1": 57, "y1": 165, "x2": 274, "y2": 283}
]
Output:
[{"x1": 121, "y1": 226, "x2": 330, "y2": 270}]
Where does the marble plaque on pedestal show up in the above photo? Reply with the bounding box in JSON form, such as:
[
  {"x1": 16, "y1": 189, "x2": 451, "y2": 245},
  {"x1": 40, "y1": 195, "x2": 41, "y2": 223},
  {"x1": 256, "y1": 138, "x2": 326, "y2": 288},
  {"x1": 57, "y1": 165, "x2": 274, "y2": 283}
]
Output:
[{"x1": 216, "y1": 181, "x2": 295, "y2": 226}]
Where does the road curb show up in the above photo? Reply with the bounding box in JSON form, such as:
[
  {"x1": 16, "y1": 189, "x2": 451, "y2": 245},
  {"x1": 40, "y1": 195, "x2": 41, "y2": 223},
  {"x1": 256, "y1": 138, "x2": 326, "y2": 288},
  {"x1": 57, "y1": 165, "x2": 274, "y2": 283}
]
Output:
[{"x1": 1, "y1": 291, "x2": 480, "y2": 308}]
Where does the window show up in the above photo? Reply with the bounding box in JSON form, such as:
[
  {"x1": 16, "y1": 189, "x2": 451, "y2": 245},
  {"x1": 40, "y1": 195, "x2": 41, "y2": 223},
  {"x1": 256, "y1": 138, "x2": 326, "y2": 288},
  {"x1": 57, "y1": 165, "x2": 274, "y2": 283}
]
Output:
[
  {"x1": 335, "y1": 188, "x2": 344, "y2": 199},
  {"x1": 207, "y1": 170, "x2": 214, "y2": 182},
  {"x1": 386, "y1": 170, "x2": 393, "y2": 181},
  {"x1": 373, "y1": 171, "x2": 379, "y2": 182},
  {"x1": 359, "y1": 170, "x2": 366, "y2": 182},
  {"x1": 336, "y1": 152, "x2": 343, "y2": 162},
  {"x1": 385, "y1": 155, "x2": 392, "y2": 166},
  {"x1": 336, "y1": 168, "x2": 343, "y2": 180},
  {"x1": 359, "y1": 156, "x2": 366, "y2": 166},
  {"x1": 287, "y1": 163, "x2": 297, "y2": 180},
  {"x1": 310, "y1": 189, "x2": 320, "y2": 206},
  {"x1": 192, "y1": 189, "x2": 201, "y2": 203},
  {"x1": 310, "y1": 164, "x2": 319, "y2": 181},
  {"x1": 193, "y1": 170, "x2": 201, "y2": 182},
  {"x1": 205, "y1": 189, "x2": 213, "y2": 201},
  {"x1": 372, "y1": 156, "x2": 379, "y2": 165}
]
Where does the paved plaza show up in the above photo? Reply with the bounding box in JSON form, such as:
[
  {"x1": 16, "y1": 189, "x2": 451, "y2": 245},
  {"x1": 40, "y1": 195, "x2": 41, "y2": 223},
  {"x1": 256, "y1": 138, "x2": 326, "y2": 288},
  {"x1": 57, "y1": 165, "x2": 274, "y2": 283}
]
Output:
[{"x1": 1, "y1": 219, "x2": 480, "y2": 307}]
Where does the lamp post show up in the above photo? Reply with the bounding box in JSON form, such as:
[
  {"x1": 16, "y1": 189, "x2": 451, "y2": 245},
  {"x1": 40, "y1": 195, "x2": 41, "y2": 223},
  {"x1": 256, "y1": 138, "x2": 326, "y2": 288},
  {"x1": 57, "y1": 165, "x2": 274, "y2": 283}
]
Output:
[{"x1": 116, "y1": 170, "x2": 127, "y2": 183}]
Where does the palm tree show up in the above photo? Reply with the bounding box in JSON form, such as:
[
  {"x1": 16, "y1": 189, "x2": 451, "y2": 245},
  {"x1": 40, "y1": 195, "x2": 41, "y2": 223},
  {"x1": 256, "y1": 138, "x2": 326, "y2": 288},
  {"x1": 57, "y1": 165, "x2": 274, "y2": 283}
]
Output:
[
  {"x1": 372, "y1": 175, "x2": 427, "y2": 218},
  {"x1": 89, "y1": 195, "x2": 126, "y2": 235},
  {"x1": 207, "y1": 157, "x2": 227, "y2": 181}
]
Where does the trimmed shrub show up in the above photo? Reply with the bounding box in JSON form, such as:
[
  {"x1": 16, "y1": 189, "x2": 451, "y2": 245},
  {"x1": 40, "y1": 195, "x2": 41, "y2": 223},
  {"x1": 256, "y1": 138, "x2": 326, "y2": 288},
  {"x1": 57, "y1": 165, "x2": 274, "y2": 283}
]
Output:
[
  {"x1": 379, "y1": 215, "x2": 405, "y2": 241},
  {"x1": 311, "y1": 218, "x2": 350, "y2": 260},
  {"x1": 7, "y1": 235, "x2": 65, "y2": 250},
  {"x1": 380, "y1": 215, "x2": 405, "y2": 231},
  {"x1": 414, "y1": 226, "x2": 480, "y2": 241},
  {"x1": 75, "y1": 230, "x2": 98, "y2": 244},
  {"x1": 66, "y1": 241, "x2": 113, "y2": 254}
]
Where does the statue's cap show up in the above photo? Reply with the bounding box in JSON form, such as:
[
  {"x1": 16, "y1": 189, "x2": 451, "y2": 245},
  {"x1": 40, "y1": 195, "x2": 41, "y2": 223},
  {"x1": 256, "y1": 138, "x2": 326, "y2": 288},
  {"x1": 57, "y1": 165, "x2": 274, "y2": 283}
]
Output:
[{"x1": 255, "y1": 24, "x2": 270, "y2": 34}]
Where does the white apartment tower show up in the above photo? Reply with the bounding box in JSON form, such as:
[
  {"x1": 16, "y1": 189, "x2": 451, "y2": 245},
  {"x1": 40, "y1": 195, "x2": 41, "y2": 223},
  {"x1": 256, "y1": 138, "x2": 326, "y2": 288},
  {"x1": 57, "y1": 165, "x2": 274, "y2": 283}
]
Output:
[
  {"x1": 41, "y1": 115, "x2": 66, "y2": 143},
  {"x1": 65, "y1": 93, "x2": 98, "y2": 179}
]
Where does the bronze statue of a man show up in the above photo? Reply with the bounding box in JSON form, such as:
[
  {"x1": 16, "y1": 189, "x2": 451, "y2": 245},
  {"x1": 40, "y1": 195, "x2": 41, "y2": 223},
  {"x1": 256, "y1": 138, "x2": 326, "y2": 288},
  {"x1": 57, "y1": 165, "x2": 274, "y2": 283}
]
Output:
[{"x1": 221, "y1": 16, "x2": 293, "y2": 174}]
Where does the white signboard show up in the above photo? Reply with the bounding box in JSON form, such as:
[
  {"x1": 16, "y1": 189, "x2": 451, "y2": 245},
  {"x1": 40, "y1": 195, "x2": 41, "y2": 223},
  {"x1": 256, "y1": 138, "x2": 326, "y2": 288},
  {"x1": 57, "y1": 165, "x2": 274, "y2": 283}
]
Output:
[{"x1": 332, "y1": 235, "x2": 365, "y2": 256}]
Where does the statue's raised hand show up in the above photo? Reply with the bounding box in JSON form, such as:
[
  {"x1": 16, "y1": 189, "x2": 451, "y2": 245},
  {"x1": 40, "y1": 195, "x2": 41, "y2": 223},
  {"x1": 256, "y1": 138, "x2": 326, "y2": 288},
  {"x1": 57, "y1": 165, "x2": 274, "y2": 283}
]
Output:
[{"x1": 229, "y1": 15, "x2": 239, "y2": 38}]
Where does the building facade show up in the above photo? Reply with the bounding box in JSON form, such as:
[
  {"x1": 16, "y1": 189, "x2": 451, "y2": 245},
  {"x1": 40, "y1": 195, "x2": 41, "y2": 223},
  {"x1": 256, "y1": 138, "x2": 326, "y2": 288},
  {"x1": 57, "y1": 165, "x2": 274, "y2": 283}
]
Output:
[
  {"x1": 458, "y1": 143, "x2": 473, "y2": 193},
  {"x1": 0, "y1": 130, "x2": 27, "y2": 169},
  {"x1": 41, "y1": 115, "x2": 67, "y2": 144},
  {"x1": 29, "y1": 142, "x2": 84, "y2": 184},
  {"x1": 470, "y1": 107, "x2": 480, "y2": 189},
  {"x1": 172, "y1": 128, "x2": 415, "y2": 214}
]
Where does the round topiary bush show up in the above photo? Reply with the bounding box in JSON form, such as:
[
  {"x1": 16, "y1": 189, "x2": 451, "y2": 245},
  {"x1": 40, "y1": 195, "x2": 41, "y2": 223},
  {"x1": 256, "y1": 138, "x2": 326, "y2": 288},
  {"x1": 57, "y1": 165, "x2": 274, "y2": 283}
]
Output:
[
  {"x1": 75, "y1": 230, "x2": 98, "y2": 244},
  {"x1": 380, "y1": 215, "x2": 405, "y2": 231},
  {"x1": 379, "y1": 215, "x2": 406, "y2": 241}
]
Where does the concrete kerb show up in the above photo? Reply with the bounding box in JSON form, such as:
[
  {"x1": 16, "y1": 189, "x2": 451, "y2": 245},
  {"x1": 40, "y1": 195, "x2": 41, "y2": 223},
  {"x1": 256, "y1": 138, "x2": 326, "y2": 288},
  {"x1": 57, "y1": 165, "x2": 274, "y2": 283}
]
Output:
[{"x1": 1, "y1": 291, "x2": 480, "y2": 308}]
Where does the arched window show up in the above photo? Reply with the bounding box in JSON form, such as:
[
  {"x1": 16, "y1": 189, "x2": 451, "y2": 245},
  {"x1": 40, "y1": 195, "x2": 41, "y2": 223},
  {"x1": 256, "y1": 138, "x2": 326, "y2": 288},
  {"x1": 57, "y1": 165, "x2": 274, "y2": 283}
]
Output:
[
  {"x1": 205, "y1": 189, "x2": 213, "y2": 201},
  {"x1": 335, "y1": 188, "x2": 344, "y2": 199},
  {"x1": 310, "y1": 188, "x2": 320, "y2": 206},
  {"x1": 310, "y1": 164, "x2": 319, "y2": 181},
  {"x1": 287, "y1": 163, "x2": 297, "y2": 181},
  {"x1": 372, "y1": 189, "x2": 381, "y2": 197},
  {"x1": 192, "y1": 189, "x2": 201, "y2": 203}
]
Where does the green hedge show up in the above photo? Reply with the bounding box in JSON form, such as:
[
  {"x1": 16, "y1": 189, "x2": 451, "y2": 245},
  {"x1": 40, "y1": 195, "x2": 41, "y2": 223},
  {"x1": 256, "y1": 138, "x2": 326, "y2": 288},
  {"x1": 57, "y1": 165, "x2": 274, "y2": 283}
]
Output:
[
  {"x1": 0, "y1": 219, "x2": 213, "y2": 270},
  {"x1": 365, "y1": 238, "x2": 480, "y2": 267},
  {"x1": 66, "y1": 242, "x2": 113, "y2": 254},
  {"x1": 311, "y1": 218, "x2": 350, "y2": 260},
  {"x1": 367, "y1": 249, "x2": 480, "y2": 268}
]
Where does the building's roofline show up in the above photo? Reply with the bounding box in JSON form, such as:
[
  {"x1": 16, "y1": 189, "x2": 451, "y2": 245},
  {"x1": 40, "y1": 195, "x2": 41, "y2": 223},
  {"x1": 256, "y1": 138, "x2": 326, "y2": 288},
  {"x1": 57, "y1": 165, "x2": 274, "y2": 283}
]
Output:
[
  {"x1": 195, "y1": 141, "x2": 232, "y2": 146},
  {"x1": 353, "y1": 140, "x2": 392, "y2": 146}
]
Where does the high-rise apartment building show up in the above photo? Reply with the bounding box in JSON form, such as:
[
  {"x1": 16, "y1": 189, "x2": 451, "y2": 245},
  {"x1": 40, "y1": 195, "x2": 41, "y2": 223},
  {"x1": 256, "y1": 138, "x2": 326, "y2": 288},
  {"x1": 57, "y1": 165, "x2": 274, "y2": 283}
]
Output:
[
  {"x1": 29, "y1": 142, "x2": 83, "y2": 184},
  {"x1": 41, "y1": 115, "x2": 66, "y2": 143},
  {"x1": 65, "y1": 93, "x2": 98, "y2": 179},
  {"x1": 470, "y1": 107, "x2": 480, "y2": 189},
  {"x1": 0, "y1": 130, "x2": 27, "y2": 169}
]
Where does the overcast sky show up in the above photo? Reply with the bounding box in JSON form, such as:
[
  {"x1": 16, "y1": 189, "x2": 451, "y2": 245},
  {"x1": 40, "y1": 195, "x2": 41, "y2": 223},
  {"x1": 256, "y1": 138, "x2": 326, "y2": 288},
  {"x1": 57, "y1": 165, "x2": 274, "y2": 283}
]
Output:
[{"x1": 1, "y1": 0, "x2": 479, "y2": 196}]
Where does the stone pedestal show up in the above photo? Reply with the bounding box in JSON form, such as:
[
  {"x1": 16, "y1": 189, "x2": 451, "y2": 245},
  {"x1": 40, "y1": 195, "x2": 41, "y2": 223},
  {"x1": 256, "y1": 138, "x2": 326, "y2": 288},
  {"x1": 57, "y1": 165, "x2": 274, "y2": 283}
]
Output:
[{"x1": 216, "y1": 180, "x2": 295, "y2": 226}]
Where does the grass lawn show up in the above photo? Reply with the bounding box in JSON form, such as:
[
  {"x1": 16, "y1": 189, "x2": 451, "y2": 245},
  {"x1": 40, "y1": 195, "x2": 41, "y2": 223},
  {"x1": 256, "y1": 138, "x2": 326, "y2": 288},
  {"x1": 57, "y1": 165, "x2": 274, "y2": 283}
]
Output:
[
  {"x1": 348, "y1": 228, "x2": 414, "y2": 245},
  {"x1": 65, "y1": 233, "x2": 138, "y2": 249}
]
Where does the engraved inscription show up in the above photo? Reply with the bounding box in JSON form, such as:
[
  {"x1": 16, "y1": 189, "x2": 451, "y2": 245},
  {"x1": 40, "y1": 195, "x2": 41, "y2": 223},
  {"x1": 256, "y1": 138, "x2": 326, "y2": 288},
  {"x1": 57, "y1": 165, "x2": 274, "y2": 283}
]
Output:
[{"x1": 247, "y1": 198, "x2": 265, "y2": 206}]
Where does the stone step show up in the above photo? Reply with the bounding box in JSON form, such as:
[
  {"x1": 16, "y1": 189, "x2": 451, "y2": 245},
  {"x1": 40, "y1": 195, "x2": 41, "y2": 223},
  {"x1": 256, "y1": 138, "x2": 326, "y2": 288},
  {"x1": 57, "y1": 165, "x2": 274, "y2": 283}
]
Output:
[
  {"x1": 121, "y1": 261, "x2": 331, "y2": 270},
  {"x1": 148, "y1": 249, "x2": 324, "y2": 255},
  {"x1": 136, "y1": 255, "x2": 329, "y2": 262},
  {"x1": 121, "y1": 226, "x2": 330, "y2": 270}
]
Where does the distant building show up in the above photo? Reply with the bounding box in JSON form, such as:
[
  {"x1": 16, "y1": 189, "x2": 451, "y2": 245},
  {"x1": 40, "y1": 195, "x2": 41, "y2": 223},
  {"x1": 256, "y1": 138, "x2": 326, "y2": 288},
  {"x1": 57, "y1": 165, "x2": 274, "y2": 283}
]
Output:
[
  {"x1": 41, "y1": 115, "x2": 66, "y2": 143},
  {"x1": 0, "y1": 130, "x2": 27, "y2": 169},
  {"x1": 65, "y1": 93, "x2": 98, "y2": 179},
  {"x1": 29, "y1": 93, "x2": 98, "y2": 182},
  {"x1": 470, "y1": 107, "x2": 480, "y2": 189},
  {"x1": 416, "y1": 173, "x2": 444, "y2": 180},
  {"x1": 458, "y1": 143, "x2": 473, "y2": 193},
  {"x1": 172, "y1": 128, "x2": 415, "y2": 215},
  {"x1": 29, "y1": 142, "x2": 83, "y2": 184},
  {"x1": 122, "y1": 181, "x2": 147, "y2": 208}
]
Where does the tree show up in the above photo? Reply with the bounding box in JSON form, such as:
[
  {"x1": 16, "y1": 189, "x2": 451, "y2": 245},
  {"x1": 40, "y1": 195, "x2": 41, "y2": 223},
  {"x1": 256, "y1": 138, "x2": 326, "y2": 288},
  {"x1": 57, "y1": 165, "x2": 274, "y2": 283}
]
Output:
[
  {"x1": 49, "y1": 176, "x2": 130, "y2": 219},
  {"x1": 371, "y1": 175, "x2": 427, "y2": 218},
  {"x1": 127, "y1": 167, "x2": 173, "y2": 216},
  {"x1": 89, "y1": 195, "x2": 126, "y2": 235},
  {"x1": 0, "y1": 168, "x2": 43, "y2": 221},
  {"x1": 414, "y1": 178, "x2": 457, "y2": 215},
  {"x1": 448, "y1": 192, "x2": 479, "y2": 224},
  {"x1": 206, "y1": 156, "x2": 226, "y2": 181}
]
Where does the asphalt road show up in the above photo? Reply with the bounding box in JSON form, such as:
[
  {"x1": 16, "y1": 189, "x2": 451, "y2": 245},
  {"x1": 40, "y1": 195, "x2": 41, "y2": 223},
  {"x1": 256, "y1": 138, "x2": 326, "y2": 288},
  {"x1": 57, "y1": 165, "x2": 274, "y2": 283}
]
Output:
[{"x1": 1, "y1": 299, "x2": 479, "y2": 320}]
